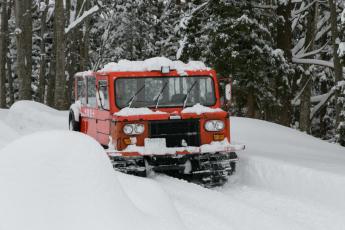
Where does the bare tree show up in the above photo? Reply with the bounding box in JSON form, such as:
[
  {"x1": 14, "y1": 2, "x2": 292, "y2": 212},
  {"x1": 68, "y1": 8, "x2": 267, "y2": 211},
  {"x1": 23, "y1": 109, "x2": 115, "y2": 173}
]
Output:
[
  {"x1": 54, "y1": 0, "x2": 67, "y2": 109},
  {"x1": 14, "y1": 0, "x2": 32, "y2": 100},
  {"x1": 299, "y1": 1, "x2": 318, "y2": 133},
  {"x1": 37, "y1": 0, "x2": 49, "y2": 103},
  {"x1": 46, "y1": 30, "x2": 56, "y2": 107},
  {"x1": 0, "y1": 0, "x2": 8, "y2": 108},
  {"x1": 6, "y1": 0, "x2": 13, "y2": 106},
  {"x1": 276, "y1": 0, "x2": 293, "y2": 126},
  {"x1": 328, "y1": 0, "x2": 343, "y2": 126}
]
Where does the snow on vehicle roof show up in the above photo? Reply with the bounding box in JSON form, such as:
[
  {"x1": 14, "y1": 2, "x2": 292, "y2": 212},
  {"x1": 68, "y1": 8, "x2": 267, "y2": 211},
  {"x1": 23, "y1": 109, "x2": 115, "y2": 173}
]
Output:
[
  {"x1": 181, "y1": 103, "x2": 223, "y2": 115},
  {"x1": 114, "y1": 107, "x2": 167, "y2": 117},
  {"x1": 100, "y1": 57, "x2": 210, "y2": 75},
  {"x1": 74, "y1": 70, "x2": 94, "y2": 77}
]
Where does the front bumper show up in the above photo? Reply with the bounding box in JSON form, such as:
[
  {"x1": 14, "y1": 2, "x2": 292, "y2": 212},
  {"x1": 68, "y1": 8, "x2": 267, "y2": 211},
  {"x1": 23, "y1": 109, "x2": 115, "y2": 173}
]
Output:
[{"x1": 106, "y1": 143, "x2": 245, "y2": 157}]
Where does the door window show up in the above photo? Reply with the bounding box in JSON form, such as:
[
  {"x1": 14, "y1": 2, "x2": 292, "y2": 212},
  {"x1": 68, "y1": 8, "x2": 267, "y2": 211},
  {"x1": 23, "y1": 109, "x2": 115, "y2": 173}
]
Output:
[
  {"x1": 98, "y1": 80, "x2": 110, "y2": 110},
  {"x1": 87, "y1": 77, "x2": 97, "y2": 107},
  {"x1": 77, "y1": 78, "x2": 86, "y2": 105}
]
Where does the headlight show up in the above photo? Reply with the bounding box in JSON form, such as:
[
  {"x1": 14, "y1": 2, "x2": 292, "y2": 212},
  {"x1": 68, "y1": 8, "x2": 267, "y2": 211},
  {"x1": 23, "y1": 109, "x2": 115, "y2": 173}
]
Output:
[
  {"x1": 134, "y1": 124, "x2": 145, "y2": 134},
  {"x1": 123, "y1": 124, "x2": 145, "y2": 135},
  {"x1": 204, "y1": 120, "x2": 225, "y2": 131}
]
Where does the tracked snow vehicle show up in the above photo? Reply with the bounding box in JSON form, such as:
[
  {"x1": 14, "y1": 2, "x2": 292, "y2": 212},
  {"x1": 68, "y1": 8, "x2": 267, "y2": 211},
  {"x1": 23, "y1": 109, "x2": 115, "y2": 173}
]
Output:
[{"x1": 69, "y1": 57, "x2": 244, "y2": 187}]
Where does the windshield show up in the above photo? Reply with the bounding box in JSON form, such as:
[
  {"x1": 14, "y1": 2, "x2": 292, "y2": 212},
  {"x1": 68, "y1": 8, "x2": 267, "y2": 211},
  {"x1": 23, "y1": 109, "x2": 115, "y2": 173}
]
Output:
[{"x1": 115, "y1": 76, "x2": 216, "y2": 108}]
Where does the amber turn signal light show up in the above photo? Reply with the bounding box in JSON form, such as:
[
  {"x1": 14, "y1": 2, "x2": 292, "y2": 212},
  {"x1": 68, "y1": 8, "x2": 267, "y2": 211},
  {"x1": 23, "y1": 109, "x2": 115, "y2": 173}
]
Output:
[
  {"x1": 123, "y1": 138, "x2": 131, "y2": 145},
  {"x1": 213, "y1": 134, "x2": 224, "y2": 141}
]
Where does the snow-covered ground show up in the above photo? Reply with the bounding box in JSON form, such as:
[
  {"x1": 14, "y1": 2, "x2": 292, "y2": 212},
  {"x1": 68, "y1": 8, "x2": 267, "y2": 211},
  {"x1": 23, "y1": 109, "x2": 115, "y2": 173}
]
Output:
[{"x1": 0, "y1": 101, "x2": 345, "y2": 230}]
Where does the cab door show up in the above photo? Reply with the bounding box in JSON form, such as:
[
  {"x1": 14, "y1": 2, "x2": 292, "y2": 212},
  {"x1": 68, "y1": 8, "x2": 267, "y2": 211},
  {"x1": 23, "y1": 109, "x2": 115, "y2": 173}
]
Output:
[
  {"x1": 95, "y1": 79, "x2": 111, "y2": 146},
  {"x1": 81, "y1": 76, "x2": 98, "y2": 139}
]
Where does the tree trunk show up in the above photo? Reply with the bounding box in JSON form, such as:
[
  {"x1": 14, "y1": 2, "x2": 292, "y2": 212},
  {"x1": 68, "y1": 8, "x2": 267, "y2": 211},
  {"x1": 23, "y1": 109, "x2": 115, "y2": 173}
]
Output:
[
  {"x1": 328, "y1": 0, "x2": 344, "y2": 145},
  {"x1": 80, "y1": 0, "x2": 90, "y2": 71},
  {"x1": 328, "y1": 0, "x2": 343, "y2": 124},
  {"x1": 299, "y1": 77, "x2": 311, "y2": 132},
  {"x1": 0, "y1": 0, "x2": 8, "y2": 107},
  {"x1": 46, "y1": 38, "x2": 56, "y2": 107},
  {"x1": 7, "y1": 55, "x2": 14, "y2": 106},
  {"x1": 37, "y1": 0, "x2": 49, "y2": 103},
  {"x1": 54, "y1": 0, "x2": 67, "y2": 109},
  {"x1": 246, "y1": 90, "x2": 255, "y2": 118},
  {"x1": 276, "y1": 0, "x2": 293, "y2": 126},
  {"x1": 299, "y1": 1, "x2": 317, "y2": 133},
  {"x1": 6, "y1": 0, "x2": 13, "y2": 106},
  {"x1": 15, "y1": 0, "x2": 32, "y2": 100},
  {"x1": 319, "y1": 79, "x2": 328, "y2": 137}
]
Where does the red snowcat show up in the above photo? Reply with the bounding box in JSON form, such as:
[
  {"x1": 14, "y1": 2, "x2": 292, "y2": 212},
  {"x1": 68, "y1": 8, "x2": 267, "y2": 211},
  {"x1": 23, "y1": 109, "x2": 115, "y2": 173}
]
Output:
[{"x1": 69, "y1": 58, "x2": 244, "y2": 187}]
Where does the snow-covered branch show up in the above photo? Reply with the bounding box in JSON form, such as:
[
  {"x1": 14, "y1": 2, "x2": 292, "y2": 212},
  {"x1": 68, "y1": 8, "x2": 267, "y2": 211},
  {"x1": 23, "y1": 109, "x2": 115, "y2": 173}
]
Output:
[
  {"x1": 315, "y1": 25, "x2": 331, "y2": 42},
  {"x1": 310, "y1": 88, "x2": 335, "y2": 119},
  {"x1": 65, "y1": 5, "x2": 100, "y2": 35},
  {"x1": 178, "y1": 2, "x2": 209, "y2": 30},
  {"x1": 292, "y1": 58, "x2": 345, "y2": 76},
  {"x1": 293, "y1": 44, "x2": 327, "y2": 59},
  {"x1": 252, "y1": 4, "x2": 277, "y2": 10},
  {"x1": 292, "y1": 0, "x2": 317, "y2": 16},
  {"x1": 175, "y1": 1, "x2": 209, "y2": 59},
  {"x1": 292, "y1": 92, "x2": 333, "y2": 106},
  {"x1": 292, "y1": 57, "x2": 335, "y2": 69}
]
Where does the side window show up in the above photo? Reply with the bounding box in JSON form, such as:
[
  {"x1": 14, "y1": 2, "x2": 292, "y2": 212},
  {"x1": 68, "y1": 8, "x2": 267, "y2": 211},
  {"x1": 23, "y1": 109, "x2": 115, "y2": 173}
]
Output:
[
  {"x1": 87, "y1": 77, "x2": 97, "y2": 107},
  {"x1": 77, "y1": 78, "x2": 86, "y2": 105},
  {"x1": 98, "y1": 80, "x2": 110, "y2": 110}
]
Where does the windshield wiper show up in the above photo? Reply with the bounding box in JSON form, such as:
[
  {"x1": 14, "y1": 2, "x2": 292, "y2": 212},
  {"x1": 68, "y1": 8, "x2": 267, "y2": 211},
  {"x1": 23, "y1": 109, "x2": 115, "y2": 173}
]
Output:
[
  {"x1": 183, "y1": 80, "x2": 198, "y2": 108},
  {"x1": 126, "y1": 84, "x2": 146, "y2": 108},
  {"x1": 154, "y1": 82, "x2": 168, "y2": 109}
]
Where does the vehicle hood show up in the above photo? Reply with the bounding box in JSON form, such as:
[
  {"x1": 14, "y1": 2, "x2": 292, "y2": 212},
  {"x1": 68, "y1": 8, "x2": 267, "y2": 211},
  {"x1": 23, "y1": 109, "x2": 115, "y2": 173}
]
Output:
[{"x1": 113, "y1": 105, "x2": 228, "y2": 122}]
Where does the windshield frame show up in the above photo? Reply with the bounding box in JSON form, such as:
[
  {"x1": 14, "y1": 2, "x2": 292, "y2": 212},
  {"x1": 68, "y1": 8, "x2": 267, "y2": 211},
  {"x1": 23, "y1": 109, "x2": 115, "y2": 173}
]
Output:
[{"x1": 114, "y1": 75, "x2": 217, "y2": 109}]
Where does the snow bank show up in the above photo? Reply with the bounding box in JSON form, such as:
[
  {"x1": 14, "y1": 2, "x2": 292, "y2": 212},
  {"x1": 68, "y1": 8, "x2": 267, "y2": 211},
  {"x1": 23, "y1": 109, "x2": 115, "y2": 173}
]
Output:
[
  {"x1": 6, "y1": 100, "x2": 68, "y2": 134},
  {"x1": 117, "y1": 173, "x2": 183, "y2": 223},
  {"x1": 101, "y1": 57, "x2": 209, "y2": 75},
  {"x1": 114, "y1": 107, "x2": 167, "y2": 116},
  {"x1": 0, "y1": 108, "x2": 8, "y2": 120},
  {"x1": 0, "y1": 131, "x2": 185, "y2": 230},
  {"x1": 0, "y1": 121, "x2": 18, "y2": 149},
  {"x1": 181, "y1": 103, "x2": 223, "y2": 115},
  {"x1": 231, "y1": 117, "x2": 345, "y2": 211}
]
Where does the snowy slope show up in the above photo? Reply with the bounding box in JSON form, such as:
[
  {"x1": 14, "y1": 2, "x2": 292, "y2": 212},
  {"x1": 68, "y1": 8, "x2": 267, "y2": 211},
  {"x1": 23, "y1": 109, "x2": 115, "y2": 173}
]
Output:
[
  {"x1": 0, "y1": 101, "x2": 345, "y2": 230},
  {"x1": 231, "y1": 117, "x2": 345, "y2": 211}
]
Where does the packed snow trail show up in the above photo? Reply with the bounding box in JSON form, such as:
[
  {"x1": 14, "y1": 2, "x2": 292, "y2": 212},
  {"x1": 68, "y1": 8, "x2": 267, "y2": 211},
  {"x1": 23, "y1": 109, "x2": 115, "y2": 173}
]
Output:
[
  {"x1": 1, "y1": 101, "x2": 345, "y2": 230},
  {"x1": 155, "y1": 175, "x2": 345, "y2": 230}
]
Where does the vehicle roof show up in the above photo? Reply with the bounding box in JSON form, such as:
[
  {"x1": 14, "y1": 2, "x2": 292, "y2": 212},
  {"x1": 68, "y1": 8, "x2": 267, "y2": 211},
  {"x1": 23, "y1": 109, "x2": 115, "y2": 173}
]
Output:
[{"x1": 74, "y1": 57, "x2": 213, "y2": 78}]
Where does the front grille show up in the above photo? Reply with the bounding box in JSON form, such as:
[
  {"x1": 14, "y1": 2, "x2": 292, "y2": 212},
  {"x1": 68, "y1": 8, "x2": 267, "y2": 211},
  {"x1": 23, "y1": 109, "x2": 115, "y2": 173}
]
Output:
[{"x1": 149, "y1": 119, "x2": 200, "y2": 147}]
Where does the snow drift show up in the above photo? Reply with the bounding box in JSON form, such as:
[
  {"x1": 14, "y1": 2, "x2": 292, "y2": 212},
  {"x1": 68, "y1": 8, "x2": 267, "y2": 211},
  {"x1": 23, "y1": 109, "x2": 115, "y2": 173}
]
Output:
[
  {"x1": 231, "y1": 117, "x2": 345, "y2": 212},
  {"x1": 5, "y1": 101, "x2": 68, "y2": 135},
  {"x1": 0, "y1": 131, "x2": 185, "y2": 230},
  {"x1": 0, "y1": 120, "x2": 18, "y2": 149}
]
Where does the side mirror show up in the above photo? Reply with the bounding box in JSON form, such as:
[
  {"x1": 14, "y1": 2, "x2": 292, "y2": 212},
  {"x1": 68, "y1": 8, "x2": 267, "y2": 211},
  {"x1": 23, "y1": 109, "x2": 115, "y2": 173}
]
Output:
[{"x1": 225, "y1": 83, "x2": 231, "y2": 101}]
